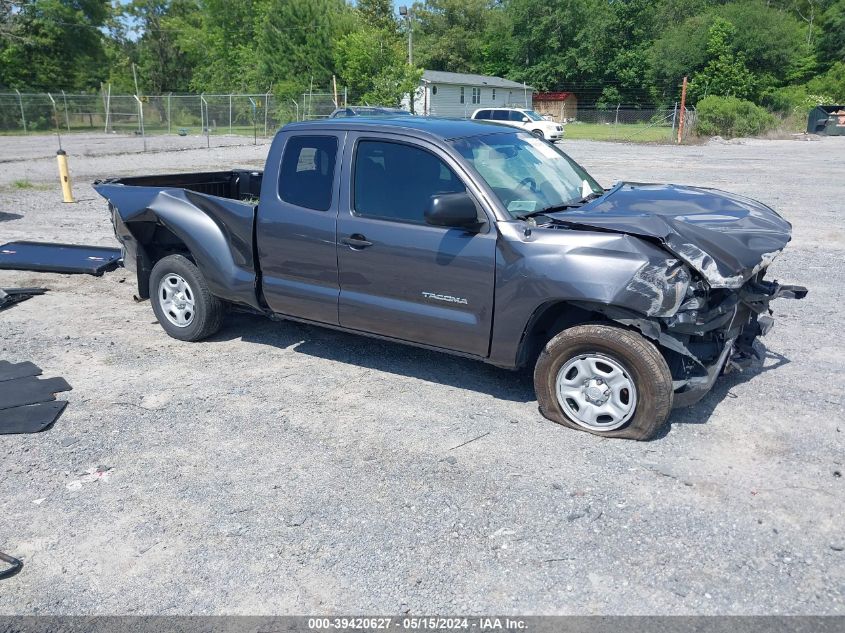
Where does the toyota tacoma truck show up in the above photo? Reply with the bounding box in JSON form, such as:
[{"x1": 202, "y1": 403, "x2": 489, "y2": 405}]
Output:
[{"x1": 94, "y1": 118, "x2": 806, "y2": 440}]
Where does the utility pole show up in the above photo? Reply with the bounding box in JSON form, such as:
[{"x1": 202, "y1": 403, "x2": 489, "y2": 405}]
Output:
[
  {"x1": 677, "y1": 76, "x2": 688, "y2": 144},
  {"x1": 399, "y1": 5, "x2": 415, "y2": 114}
]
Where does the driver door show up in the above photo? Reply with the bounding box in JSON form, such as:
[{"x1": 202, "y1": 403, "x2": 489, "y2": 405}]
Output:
[{"x1": 336, "y1": 134, "x2": 497, "y2": 357}]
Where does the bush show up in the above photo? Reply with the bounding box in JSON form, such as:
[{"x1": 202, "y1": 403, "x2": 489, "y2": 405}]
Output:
[{"x1": 695, "y1": 95, "x2": 778, "y2": 138}]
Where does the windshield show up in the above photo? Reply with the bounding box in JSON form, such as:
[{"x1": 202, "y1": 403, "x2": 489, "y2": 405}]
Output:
[
  {"x1": 452, "y1": 132, "x2": 603, "y2": 217},
  {"x1": 522, "y1": 110, "x2": 544, "y2": 121}
]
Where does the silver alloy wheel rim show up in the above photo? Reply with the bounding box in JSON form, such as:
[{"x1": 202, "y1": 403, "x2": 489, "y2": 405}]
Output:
[
  {"x1": 555, "y1": 353, "x2": 637, "y2": 431},
  {"x1": 158, "y1": 273, "x2": 196, "y2": 328}
]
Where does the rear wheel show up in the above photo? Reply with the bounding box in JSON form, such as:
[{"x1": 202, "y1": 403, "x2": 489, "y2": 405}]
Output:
[
  {"x1": 534, "y1": 324, "x2": 673, "y2": 440},
  {"x1": 149, "y1": 254, "x2": 225, "y2": 342}
]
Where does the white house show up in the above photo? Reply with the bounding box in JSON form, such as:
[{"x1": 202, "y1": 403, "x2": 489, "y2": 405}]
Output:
[{"x1": 404, "y1": 70, "x2": 535, "y2": 118}]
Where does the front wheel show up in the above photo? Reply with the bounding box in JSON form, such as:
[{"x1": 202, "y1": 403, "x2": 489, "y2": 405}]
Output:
[
  {"x1": 149, "y1": 254, "x2": 225, "y2": 342},
  {"x1": 531, "y1": 129, "x2": 545, "y2": 140},
  {"x1": 534, "y1": 324, "x2": 673, "y2": 440}
]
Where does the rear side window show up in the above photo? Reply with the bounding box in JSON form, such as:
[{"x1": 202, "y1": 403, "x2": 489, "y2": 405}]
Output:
[
  {"x1": 474, "y1": 110, "x2": 491, "y2": 120},
  {"x1": 353, "y1": 140, "x2": 465, "y2": 224},
  {"x1": 278, "y1": 135, "x2": 338, "y2": 211},
  {"x1": 491, "y1": 110, "x2": 508, "y2": 121}
]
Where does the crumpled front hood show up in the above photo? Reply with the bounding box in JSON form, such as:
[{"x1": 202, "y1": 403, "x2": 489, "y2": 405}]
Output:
[{"x1": 547, "y1": 183, "x2": 793, "y2": 288}]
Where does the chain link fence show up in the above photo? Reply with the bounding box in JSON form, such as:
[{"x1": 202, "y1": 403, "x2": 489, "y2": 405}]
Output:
[
  {"x1": 0, "y1": 90, "x2": 301, "y2": 138},
  {"x1": 0, "y1": 90, "x2": 697, "y2": 145}
]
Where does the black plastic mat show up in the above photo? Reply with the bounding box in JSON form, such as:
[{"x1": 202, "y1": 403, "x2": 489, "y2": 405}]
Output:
[
  {"x1": 0, "y1": 376, "x2": 71, "y2": 411},
  {"x1": 0, "y1": 401, "x2": 67, "y2": 434},
  {"x1": 0, "y1": 361, "x2": 42, "y2": 382},
  {"x1": 0, "y1": 241, "x2": 122, "y2": 275}
]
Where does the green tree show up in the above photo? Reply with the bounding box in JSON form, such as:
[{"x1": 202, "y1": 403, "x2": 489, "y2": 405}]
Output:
[
  {"x1": 817, "y1": 0, "x2": 845, "y2": 67},
  {"x1": 413, "y1": 0, "x2": 500, "y2": 74},
  {"x1": 651, "y1": 1, "x2": 806, "y2": 102},
  {"x1": 0, "y1": 0, "x2": 110, "y2": 90},
  {"x1": 255, "y1": 0, "x2": 354, "y2": 97},
  {"x1": 126, "y1": 0, "x2": 197, "y2": 93},
  {"x1": 688, "y1": 18, "x2": 756, "y2": 101},
  {"x1": 334, "y1": 26, "x2": 421, "y2": 105},
  {"x1": 358, "y1": 0, "x2": 396, "y2": 32}
]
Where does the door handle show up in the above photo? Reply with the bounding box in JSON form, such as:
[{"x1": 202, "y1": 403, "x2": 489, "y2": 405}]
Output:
[{"x1": 341, "y1": 234, "x2": 373, "y2": 249}]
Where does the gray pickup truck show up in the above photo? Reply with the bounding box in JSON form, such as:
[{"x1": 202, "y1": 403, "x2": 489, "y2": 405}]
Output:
[{"x1": 95, "y1": 117, "x2": 805, "y2": 440}]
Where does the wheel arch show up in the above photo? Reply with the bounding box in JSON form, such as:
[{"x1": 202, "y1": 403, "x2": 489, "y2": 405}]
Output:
[{"x1": 515, "y1": 300, "x2": 613, "y2": 369}]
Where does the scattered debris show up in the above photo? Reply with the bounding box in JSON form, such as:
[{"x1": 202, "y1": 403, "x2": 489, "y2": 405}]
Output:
[
  {"x1": 0, "y1": 552, "x2": 23, "y2": 580},
  {"x1": 0, "y1": 361, "x2": 71, "y2": 434},
  {"x1": 0, "y1": 287, "x2": 47, "y2": 312},
  {"x1": 66, "y1": 466, "x2": 112, "y2": 490},
  {"x1": 449, "y1": 431, "x2": 490, "y2": 451},
  {"x1": 0, "y1": 241, "x2": 122, "y2": 275}
]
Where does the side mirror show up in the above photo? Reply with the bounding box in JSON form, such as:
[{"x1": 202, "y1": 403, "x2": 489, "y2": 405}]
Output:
[
  {"x1": 425, "y1": 192, "x2": 482, "y2": 230},
  {"x1": 521, "y1": 116, "x2": 530, "y2": 122}
]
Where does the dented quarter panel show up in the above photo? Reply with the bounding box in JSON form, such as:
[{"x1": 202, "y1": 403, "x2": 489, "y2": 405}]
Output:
[{"x1": 92, "y1": 183, "x2": 262, "y2": 310}]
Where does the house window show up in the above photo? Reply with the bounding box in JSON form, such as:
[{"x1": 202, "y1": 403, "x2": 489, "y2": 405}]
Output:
[
  {"x1": 432, "y1": 85, "x2": 438, "y2": 95},
  {"x1": 492, "y1": 88, "x2": 496, "y2": 101},
  {"x1": 460, "y1": 87, "x2": 464, "y2": 104},
  {"x1": 472, "y1": 87, "x2": 481, "y2": 104}
]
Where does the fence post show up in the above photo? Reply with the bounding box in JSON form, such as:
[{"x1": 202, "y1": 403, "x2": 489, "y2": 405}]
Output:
[
  {"x1": 61, "y1": 90, "x2": 71, "y2": 131},
  {"x1": 199, "y1": 92, "x2": 204, "y2": 133},
  {"x1": 134, "y1": 95, "x2": 146, "y2": 152},
  {"x1": 228, "y1": 94, "x2": 233, "y2": 133},
  {"x1": 15, "y1": 89, "x2": 27, "y2": 134},
  {"x1": 264, "y1": 91, "x2": 270, "y2": 137},
  {"x1": 615, "y1": 103, "x2": 620, "y2": 126},
  {"x1": 677, "y1": 76, "x2": 688, "y2": 144},
  {"x1": 167, "y1": 93, "x2": 172, "y2": 134},
  {"x1": 103, "y1": 84, "x2": 112, "y2": 134},
  {"x1": 201, "y1": 94, "x2": 209, "y2": 148},
  {"x1": 47, "y1": 93, "x2": 62, "y2": 150},
  {"x1": 671, "y1": 102, "x2": 677, "y2": 134}
]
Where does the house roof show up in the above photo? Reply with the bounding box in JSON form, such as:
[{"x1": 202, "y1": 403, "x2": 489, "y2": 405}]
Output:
[
  {"x1": 535, "y1": 92, "x2": 575, "y2": 101},
  {"x1": 421, "y1": 70, "x2": 534, "y2": 91}
]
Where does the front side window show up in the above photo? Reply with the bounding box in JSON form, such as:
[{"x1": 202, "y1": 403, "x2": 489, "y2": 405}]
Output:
[
  {"x1": 354, "y1": 140, "x2": 466, "y2": 224},
  {"x1": 472, "y1": 87, "x2": 481, "y2": 104},
  {"x1": 278, "y1": 135, "x2": 338, "y2": 211},
  {"x1": 508, "y1": 110, "x2": 525, "y2": 122},
  {"x1": 452, "y1": 132, "x2": 602, "y2": 218}
]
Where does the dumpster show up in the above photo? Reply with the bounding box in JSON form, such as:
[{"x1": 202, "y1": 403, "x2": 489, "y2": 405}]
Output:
[{"x1": 807, "y1": 105, "x2": 845, "y2": 135}]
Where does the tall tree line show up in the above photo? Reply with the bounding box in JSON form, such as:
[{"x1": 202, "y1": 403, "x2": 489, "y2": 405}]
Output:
[{"x1": 1, "y1": 0, "x2": 843, "y2": 110}]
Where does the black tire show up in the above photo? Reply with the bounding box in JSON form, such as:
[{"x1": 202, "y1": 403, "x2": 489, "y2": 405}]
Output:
[
  {"x1": 531, "y1": 129, "x2": 545, "y2": 139},
  {"x1": 149, "y1": 254, "x2": 225, "y2": 342},
  {"x1": 534, "y1": 323, "x2": 673, "y2": 440}
]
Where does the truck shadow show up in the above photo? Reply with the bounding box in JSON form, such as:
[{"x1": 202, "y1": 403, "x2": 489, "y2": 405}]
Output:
[
  {"x1": 212, "y1": 313, "x2": 791, "y2": 427},
  {"x1": 656, "y1": 346, "x2": 791, "y2": 439},
  {"x1": 213, "y1": 312, "x2": 536, "y2": 403}
]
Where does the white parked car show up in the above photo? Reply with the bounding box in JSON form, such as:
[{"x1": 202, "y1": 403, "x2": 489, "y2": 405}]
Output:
[{"x1": 471, "y1": 107, "x2": 564, "y2": 141}]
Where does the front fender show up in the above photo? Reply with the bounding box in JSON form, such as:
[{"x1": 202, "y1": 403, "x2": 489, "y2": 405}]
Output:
[{"x1": 488, "y1": 223, "x2": 687, "y2": 368}]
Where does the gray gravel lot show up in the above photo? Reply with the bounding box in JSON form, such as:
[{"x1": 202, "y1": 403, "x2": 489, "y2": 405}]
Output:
[{"x1": 0, "y1": 132, "x2": 843, "y2": 615}]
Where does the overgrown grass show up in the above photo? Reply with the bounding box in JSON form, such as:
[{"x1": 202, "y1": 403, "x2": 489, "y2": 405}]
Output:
[
  {"x1": 12, "y1": 179, "x2": 33, "y2": 189},
  {"x1": 562, "y1": 122, "x2": 677, "y2": 143}
]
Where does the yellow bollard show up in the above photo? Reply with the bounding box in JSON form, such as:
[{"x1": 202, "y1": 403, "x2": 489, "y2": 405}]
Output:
[{"x1": 56, "y1": 149, "x2": 74, "y2": 203}]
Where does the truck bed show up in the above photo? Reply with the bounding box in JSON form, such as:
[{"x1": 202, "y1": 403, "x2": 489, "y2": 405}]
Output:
[{"x1": 99, "y1": 170, "x2": 263, "y2": 202}]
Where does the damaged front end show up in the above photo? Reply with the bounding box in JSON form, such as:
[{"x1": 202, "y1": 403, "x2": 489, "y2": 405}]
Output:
[
  {"x1": 603, "y1": 272, "x2": 807, "y2": 407},
  {"x1": 551, "y1": 183, "x2": 808, "y2": 407}
]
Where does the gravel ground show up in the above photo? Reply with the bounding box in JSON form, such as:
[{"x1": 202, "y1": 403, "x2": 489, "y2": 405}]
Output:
[{"x1": 0, "y1": 132, "x2": 843, "y2": 615}]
